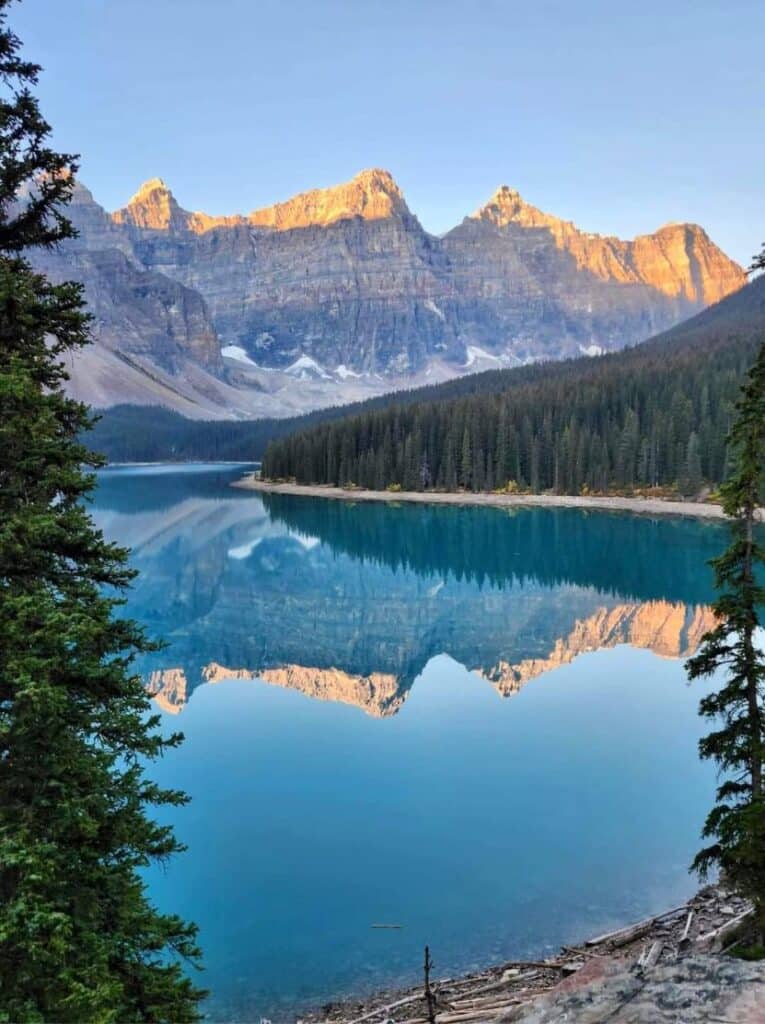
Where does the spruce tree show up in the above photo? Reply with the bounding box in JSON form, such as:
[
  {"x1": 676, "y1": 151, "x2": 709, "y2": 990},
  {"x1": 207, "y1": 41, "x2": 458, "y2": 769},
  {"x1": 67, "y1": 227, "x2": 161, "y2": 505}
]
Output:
[
  {"x1": 0, "y1": 3, "x2": 205, "y2": 1020},
  {"x1": 460, "y1": 425, "x2": 472, "y2": 489},
  {"x1": 686, "y1": 340, "x2": 765, "y2": 935},
  {"x1": 683, "y1": 432, "x2": 703, "y2": 498},
  {"x1": 750, "y1": 243, "x2": 765, "y2": 276}
]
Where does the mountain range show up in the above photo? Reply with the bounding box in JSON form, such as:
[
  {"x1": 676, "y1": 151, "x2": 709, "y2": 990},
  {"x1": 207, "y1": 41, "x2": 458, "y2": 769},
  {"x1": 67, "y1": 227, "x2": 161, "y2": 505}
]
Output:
[
  {"x1": 146, "y1": 600, "x2": 715, "y2": 717},
  {"x1": 89, "y1": 465, "x2": 720, "y2": 717},
  {"x1": 34, "y1": 169, "x2": 745, "y2": 418}
]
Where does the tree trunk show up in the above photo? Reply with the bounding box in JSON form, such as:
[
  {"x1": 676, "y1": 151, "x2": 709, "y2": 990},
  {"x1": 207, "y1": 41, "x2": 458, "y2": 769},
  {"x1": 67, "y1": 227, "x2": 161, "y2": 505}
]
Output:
[{"x1": 744, "y1": 503, "x2": 763, "y2": 799}]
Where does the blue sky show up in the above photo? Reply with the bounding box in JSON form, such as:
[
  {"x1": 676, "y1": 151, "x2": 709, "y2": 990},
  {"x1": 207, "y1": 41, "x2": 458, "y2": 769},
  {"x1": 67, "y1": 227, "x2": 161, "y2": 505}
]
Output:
[{"x1": 14, "y1": 0, "x2": 764, "y2": 264}]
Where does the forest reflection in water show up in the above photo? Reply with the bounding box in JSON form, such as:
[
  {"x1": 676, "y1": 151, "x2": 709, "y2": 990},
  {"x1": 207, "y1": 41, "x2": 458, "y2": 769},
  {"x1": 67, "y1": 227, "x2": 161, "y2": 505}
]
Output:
[
  {"x1": 92, "y1": 465, "x2": 721, "y2": 716},
  {"x1": 92, "y1": 465, "x2": 724, "y2": 1021}
]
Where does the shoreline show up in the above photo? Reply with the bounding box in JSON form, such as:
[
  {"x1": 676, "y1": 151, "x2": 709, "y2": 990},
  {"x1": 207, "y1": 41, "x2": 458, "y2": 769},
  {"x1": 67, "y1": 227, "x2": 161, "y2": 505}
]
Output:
[
  {"x1": 302, "y1": 884, "x2": 754, "y2": 1024},
  {"x1": 101, "y1": 460, "x2": 260, "y2": 469},
  {"x1": 234, "y1": 478, "x2": 734, "y2": 521}
]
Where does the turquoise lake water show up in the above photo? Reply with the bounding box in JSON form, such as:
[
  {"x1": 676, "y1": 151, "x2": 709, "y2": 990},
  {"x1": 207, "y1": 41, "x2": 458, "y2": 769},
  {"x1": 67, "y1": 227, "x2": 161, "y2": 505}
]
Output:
[{"x1": 92, "y1": 464, "x2": 726, "y2": 1022}]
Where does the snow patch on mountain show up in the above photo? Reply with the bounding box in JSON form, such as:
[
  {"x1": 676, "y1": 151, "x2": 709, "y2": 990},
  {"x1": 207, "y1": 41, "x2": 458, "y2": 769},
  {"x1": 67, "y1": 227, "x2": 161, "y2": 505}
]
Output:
[
  {"x1": 335, "y1": 364, "x2": 362, "y2": 380},
  {"x1": 285, "y1": 355, "x2": 332, "y2": 380},
  {"x1": 424, "y1": 298, "x2": 445, "y2": 321},
  {"x1": 228, "y1": 536, "x2": 263, "y2": 560},
  {"x1": 290, "y1": 532, "x2": 321, "y2": 550},
  {"x1": 222, "y1": 345, "x2": 258, "y2": 366},
  {"x1": 463, "y1": 345, "x2": 502, "y2": 368}
]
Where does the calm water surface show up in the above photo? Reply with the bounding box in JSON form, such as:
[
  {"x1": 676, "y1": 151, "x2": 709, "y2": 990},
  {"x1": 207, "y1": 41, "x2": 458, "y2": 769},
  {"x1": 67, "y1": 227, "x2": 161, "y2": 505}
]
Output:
[{"x1": 92, "y1": 464, "x2": 724, "y2": 1021}]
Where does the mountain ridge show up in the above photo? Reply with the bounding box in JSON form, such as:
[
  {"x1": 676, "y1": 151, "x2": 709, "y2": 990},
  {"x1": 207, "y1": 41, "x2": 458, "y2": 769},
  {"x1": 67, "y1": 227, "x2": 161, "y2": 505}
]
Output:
[
  {"x1": 88, "y1": 271, "x2": 765, "y2": 463},
  {"x1": 469, "y1": 184, "x2": 741, "y2": 304},
  {"x1": 30, "y1": 168, "x2": 746, "y2": 417},
  {"x1": 110, "y1": 169, "x2": 743, "y2": 307},
  {"x1": 144, "y1": 600, "x2": 715, "y2": 716},
  {"x1": 260, "y1": 272, "x2": 765, "y2": 493}
]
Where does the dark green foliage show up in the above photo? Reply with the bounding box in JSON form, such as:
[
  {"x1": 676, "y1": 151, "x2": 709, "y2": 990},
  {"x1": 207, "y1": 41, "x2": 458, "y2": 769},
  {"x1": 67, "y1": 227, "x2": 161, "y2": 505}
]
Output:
[
  {"x1": 262, "y1": 493, "x2": 721, "y2": 606},
  {"x1": 262, "y1": 281, "x2": 765, "y2": 493},
  {"x1": 0, "y1": 3, "x2": 204, "y2": 1019},
  {"x1": 87, "y1": 404, "x2": 318, "y2": 464},
  {"x1": 728, "y1": 943, "x2": 765, "y2": 961},
  {"x1": 91, "y1": 270, "x2": 765, "y2": 470},
  {"x1": 88, "y1": 360, "x2": 611, "y2": 465},
  {"x1": 686, "y1": 341, "x2": 765, "y2": 933},
  {"x1": 750, "y1": 243, "x2": 765, "y2": 276}
]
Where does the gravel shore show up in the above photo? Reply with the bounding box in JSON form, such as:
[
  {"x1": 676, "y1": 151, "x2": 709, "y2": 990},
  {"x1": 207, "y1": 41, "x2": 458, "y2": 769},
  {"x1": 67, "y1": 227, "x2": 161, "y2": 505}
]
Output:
[
  {"x1": 299, "y1": 886, "x2": 760, "y2": 1024},
  {"x1": 234, "y1": 478, "x2": 736, "y2": 521}
]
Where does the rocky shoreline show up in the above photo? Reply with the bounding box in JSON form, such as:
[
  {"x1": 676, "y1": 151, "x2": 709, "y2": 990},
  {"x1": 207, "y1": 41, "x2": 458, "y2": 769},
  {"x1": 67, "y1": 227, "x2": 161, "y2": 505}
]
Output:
[
  {"x1": 302, "y1": 886, "x2": 762, "y2": 1024},
  {"x1": 234, "y1": 478, "x2": 735, "y2": 521}
]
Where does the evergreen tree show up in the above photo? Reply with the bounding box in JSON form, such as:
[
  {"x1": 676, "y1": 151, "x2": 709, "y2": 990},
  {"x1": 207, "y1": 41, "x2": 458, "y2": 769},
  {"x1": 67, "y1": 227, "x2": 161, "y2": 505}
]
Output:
[
  {"x1": 0, "y1": 4, "x2": 204, "y2": 1019},
  {"x1": 683, "y1": 431, "x2": 703, "y2": 498},
  {"x1": 261, "y1": 275, "x2": 762, "y2": 492},
  {"x1": 750, "y1": 243, "x2": 765, "y2": 276},
  {"x1": 686, "y1": 341, "x2": 765, "y2": 935},
  {"x1": 460, "y1": 424, "x2": 472, "y2": 489}
]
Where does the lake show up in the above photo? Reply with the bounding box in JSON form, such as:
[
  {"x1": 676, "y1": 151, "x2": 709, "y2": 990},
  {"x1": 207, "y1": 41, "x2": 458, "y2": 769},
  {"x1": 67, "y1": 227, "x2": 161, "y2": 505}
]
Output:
[{"x1": 92, "y1": 463, "x2": 724, "y2": 1022}]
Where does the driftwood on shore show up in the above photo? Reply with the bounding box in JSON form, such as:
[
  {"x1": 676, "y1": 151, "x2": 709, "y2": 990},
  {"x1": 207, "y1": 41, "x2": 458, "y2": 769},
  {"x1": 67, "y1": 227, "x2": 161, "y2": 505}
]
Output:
[
  {"x1": 584, "y1": 900, "x2": 689, "y2": 948},
  {"x1": 696, "y1": 907, "x2": 755, "y2": 951},
  {"x1": 302, "y1": 885, "x2": 755, "y2": 1024}
]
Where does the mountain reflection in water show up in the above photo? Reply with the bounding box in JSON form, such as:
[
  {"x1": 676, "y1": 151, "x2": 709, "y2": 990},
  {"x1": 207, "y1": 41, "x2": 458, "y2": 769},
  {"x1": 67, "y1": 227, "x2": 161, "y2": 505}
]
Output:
[
  {"x1": 92, "y1": 465, "x2": 721, "y2": 717},
  {"x1": 91, "y1": 464, "x2": 729, "y2": 1022}
]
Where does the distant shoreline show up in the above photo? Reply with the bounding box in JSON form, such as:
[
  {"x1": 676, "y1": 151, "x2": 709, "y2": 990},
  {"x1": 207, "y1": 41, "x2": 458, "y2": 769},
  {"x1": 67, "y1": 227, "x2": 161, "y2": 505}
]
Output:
[
  {"x1": 100, "y1": 462, "x2": 260, "y2": 468},
  {"x1": 102, "y1": 460, "x2": 259, "y2": 469},
  {"x1": 234, "y1": 477, "x2": 735, "y2": 520}
]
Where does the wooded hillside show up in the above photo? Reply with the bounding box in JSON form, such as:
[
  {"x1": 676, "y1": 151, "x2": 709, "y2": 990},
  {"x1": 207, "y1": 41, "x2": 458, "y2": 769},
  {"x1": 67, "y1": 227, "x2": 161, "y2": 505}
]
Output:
[{"x1": 262, "y1": 276, "x2": 765, "y2": 496}]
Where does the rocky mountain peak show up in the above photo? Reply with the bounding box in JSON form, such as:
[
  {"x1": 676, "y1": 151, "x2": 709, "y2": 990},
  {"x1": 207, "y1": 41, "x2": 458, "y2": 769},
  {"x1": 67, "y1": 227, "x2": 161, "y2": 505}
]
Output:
[
  {"x1": 33, "y1": 167, "x2": 749, "y2": 417},
  {"x1": 351, "y1": 166, "x2": 403, "y2": 194},
  {"x1": 247, "y1": 167, "x2": 409, "y2": 231},
  {"x1": 629, "y1": 221, "x2": 746, "y2": 304},
  {"x1": 475, "y1": 185, "x2": 576, "y2": 235},
  {"x1": 113, "y1": 177, "x2": 190, "y2": 232},
  {"x1": 468, "y1": 184, "x2": 746, "y2": 304},
  {"x1": 132, "y1": 176, "x2": 170, "y2": 198}
]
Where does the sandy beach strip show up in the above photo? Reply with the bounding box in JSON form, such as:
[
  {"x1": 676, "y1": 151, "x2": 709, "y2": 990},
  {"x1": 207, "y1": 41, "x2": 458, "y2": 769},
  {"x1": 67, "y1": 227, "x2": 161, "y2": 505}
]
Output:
[{"x1": 232, "y1": 477, "x2": 743, "y2": 520}]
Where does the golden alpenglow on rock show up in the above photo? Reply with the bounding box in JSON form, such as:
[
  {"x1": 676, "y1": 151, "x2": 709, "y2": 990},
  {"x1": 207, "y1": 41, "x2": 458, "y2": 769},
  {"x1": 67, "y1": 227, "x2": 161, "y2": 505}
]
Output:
[
  {"x1": 145, "y1": 602, "x2": 716, "y2": 716},
  {"x1": 472, "y1": 185, "x2": 745, "y2": 305},
  {"x1": 480, "y1": 602, "x2": 719, "y2": 695},
  {"x1": 146, "y1": 668, "x2": 189, "y2": 715},
  {"x1": 29, "y1": 166, "x2": 747, "y2": 418},
  {"x1": 246, "y1": 168, "x2": 408, "y2": 231},
  {"x1": 112, "y1": 169, "x2": 407, "y2": 236}
]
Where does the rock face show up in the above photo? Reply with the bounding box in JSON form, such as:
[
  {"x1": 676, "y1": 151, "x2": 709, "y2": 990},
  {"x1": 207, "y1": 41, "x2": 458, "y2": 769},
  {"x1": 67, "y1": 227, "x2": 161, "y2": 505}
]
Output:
[
  {"x1": 32, "y1": 170, "x2": 745, "y2": 414},
  {"x1": 143, "y1": 600, "x2": 714, "y2": 717},
  {"x1": 481, "y1": 601, "x2": 718, "y2": 695},
  {"x1": 471, "y1": 186, "x2": 742, "y2": 305},
  {"x1": 202, "y1": 661, "x2": 405, "y2": 718},
  {"x1": 510, "y1": 954, "x2": 765, "y2": 1024},
  {"x1": 146, "y1": 668, "x2": 188, "y2": 715},
  {"x1": 442, "y1": 188, "x2": 745, "y2": 362},
  {"x1": 35, "y1": 246, "x2": 222, "y2": 373}
]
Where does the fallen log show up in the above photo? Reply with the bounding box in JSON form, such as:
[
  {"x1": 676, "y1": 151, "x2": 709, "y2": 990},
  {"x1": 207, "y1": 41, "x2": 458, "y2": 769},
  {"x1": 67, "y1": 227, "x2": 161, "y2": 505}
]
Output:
[
  {"x1": 638, "y1": 941, "x2": 663, "y2": 970},
  {"x1": 584, "y1": 900, "x2": 689, "y2": 947},
  {"x1": 678, "y1": 910, "x2": 694, "y2": 948},
  {"x1": 436, "y1": 1004, "x2": 523, "y2": 1024},
  {"x1": 443, "y1": 966, "x2": 559, "y2": 1003},
  {"x1": 695, "y1": 907, "x2": 754, "y2": 951},
  {"x1": 451, "y1": 994, "x2": 529, "y2": 1011},
  {"x1": 342, "y1": 992, "x2": 424, "y2": 1024},
  {"x1": 445, "y1": 978, "x2": 513, "y2": 1000},
  {"x1": 448, "y1": 999, "x2": 522, "y2": 1015}
]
